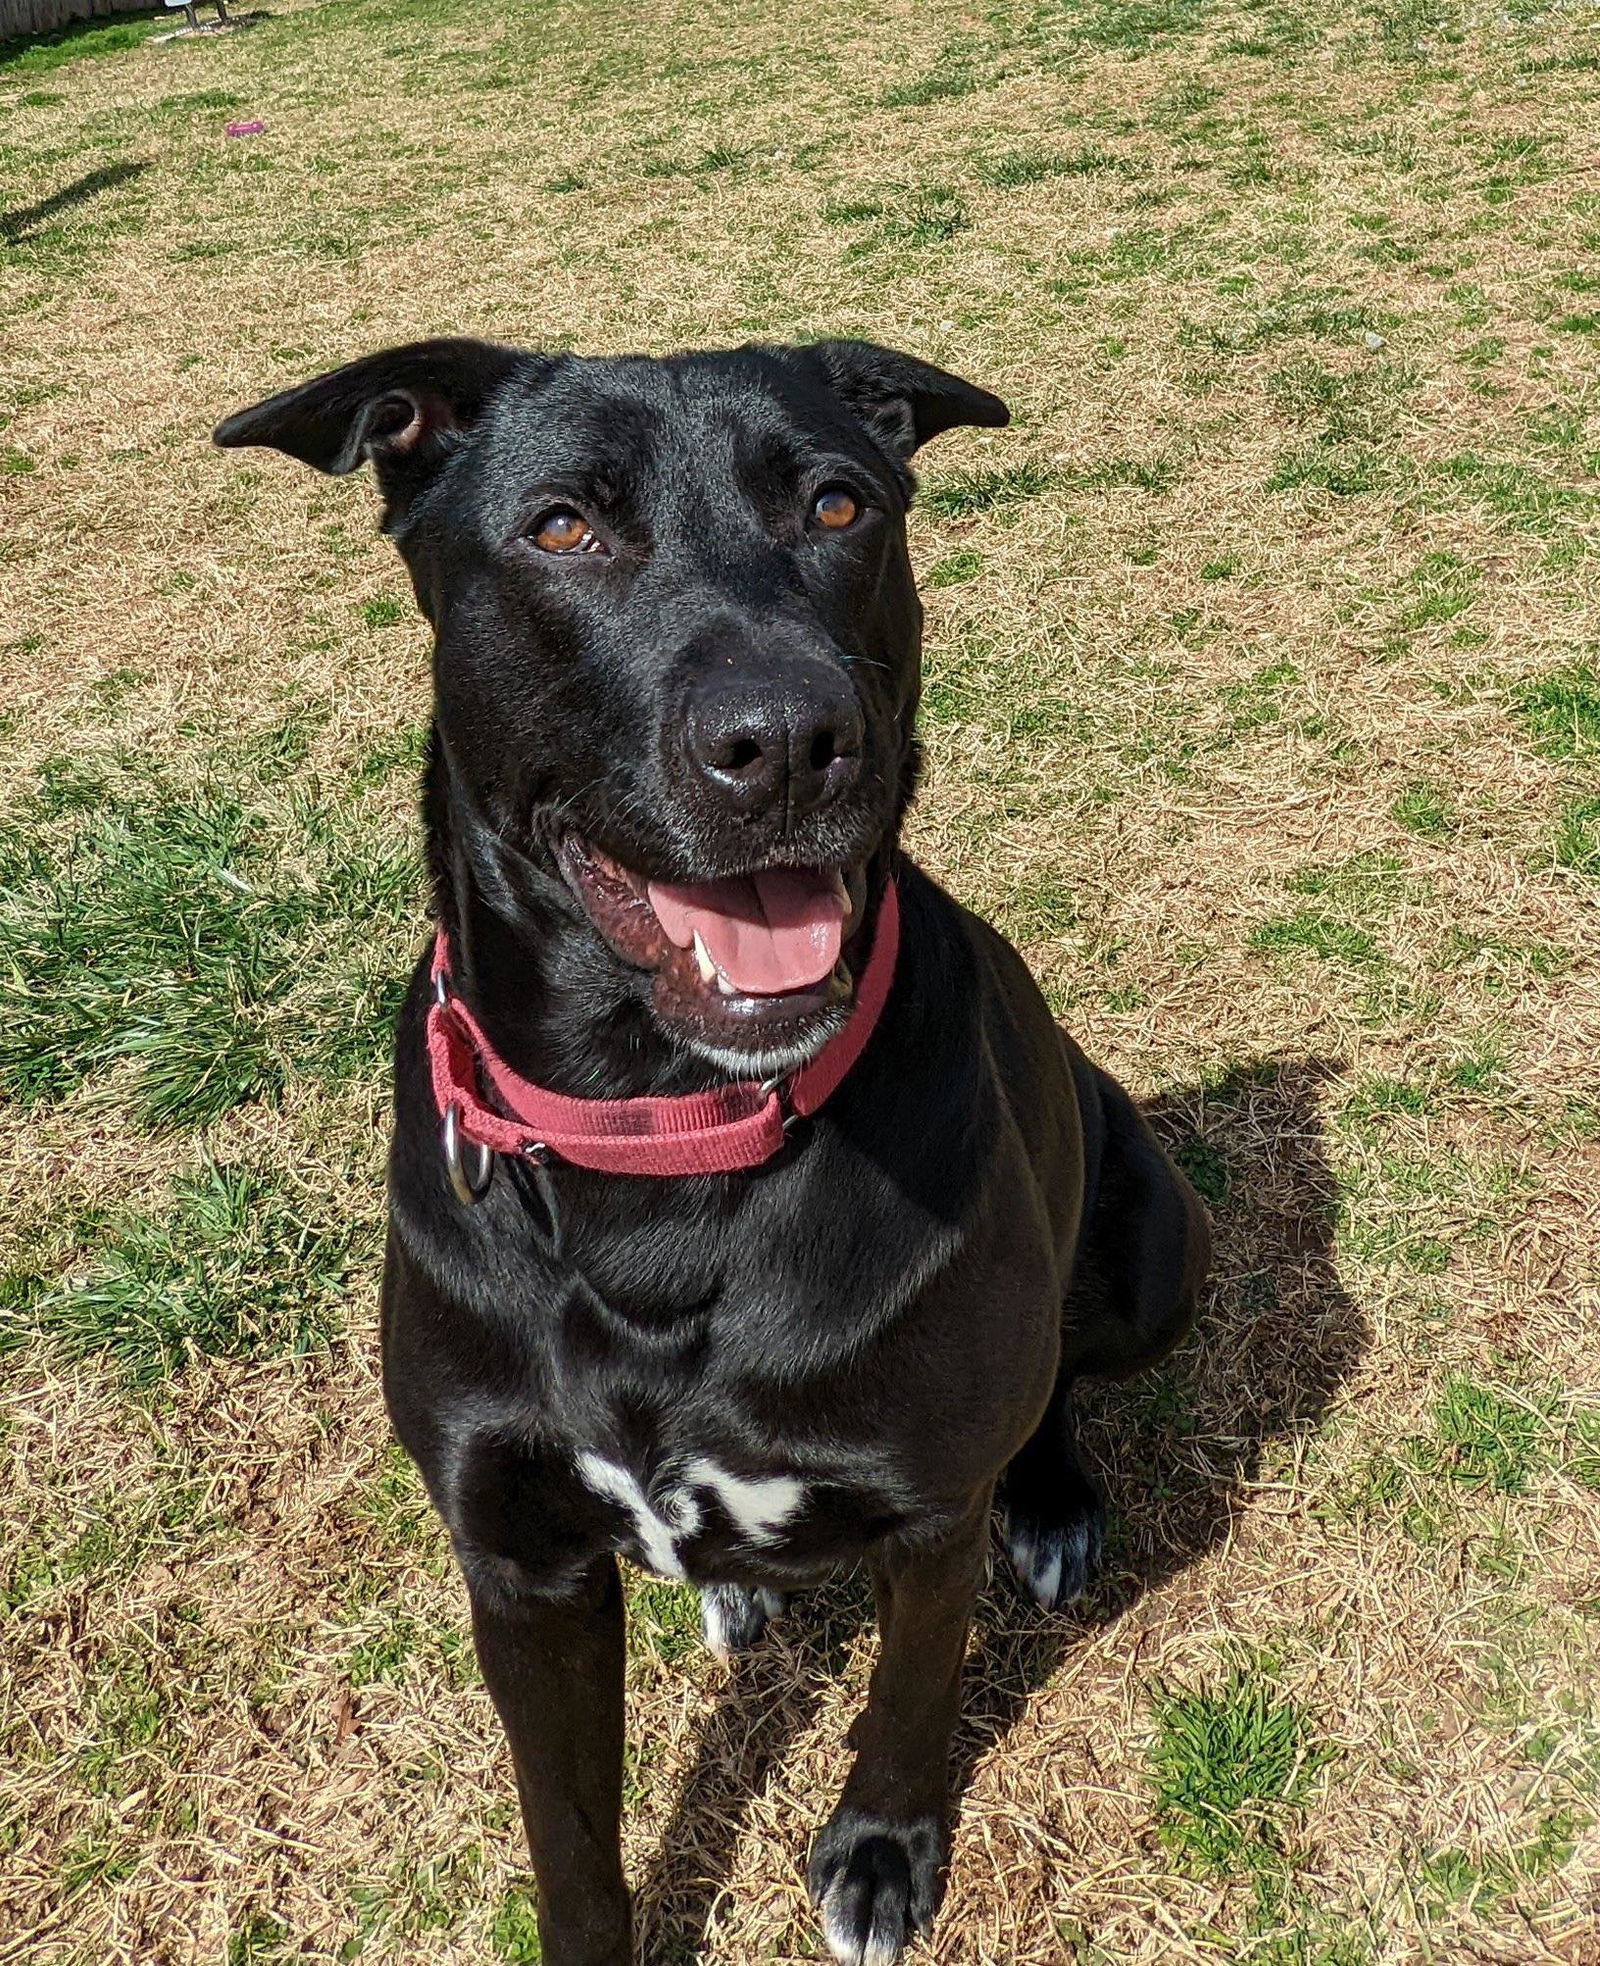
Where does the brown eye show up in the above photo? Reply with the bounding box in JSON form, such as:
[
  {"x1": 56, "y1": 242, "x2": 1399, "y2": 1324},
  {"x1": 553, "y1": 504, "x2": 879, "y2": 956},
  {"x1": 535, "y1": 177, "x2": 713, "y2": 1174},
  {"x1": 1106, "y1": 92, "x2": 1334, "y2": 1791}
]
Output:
[
  {"x1": 812, "y1": 487, "x2": 860, "y2": 531},
  {"x1": 532, "y1": 508, "x2": 597, "y2": 554}
]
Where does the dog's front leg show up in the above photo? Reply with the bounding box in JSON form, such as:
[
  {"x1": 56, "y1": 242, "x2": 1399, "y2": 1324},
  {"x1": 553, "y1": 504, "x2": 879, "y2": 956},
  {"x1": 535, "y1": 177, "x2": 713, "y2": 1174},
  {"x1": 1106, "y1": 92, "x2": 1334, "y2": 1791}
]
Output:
[
  {"x1": 809, "y1": 1490, "x2": 991, "y2": 1966},
  {"x1": 467, "y1": 1554, "x2": 631, "y2": 1966}
]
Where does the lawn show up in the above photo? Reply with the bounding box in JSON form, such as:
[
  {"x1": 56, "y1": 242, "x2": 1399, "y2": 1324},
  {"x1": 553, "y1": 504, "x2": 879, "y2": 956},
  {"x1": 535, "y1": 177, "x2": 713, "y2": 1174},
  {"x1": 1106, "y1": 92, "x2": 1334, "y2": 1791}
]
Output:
[{"x1": 2, "y1": 0, "x2": 1598, "y2": 1960}]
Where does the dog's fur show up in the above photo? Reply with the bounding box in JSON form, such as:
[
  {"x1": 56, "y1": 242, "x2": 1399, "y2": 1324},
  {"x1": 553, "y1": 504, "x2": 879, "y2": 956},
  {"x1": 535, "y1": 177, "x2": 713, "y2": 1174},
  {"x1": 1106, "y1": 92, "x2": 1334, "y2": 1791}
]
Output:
[{"x1": 216, "y1": 337, "x2": 1210, "y2": 1966}]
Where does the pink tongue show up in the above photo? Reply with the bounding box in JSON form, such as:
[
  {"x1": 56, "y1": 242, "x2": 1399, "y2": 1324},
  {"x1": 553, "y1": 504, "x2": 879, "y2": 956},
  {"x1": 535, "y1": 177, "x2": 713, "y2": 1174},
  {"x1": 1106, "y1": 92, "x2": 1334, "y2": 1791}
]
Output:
[{"x1": 646, "y1": 869, "x2": 845, "y2": 996}]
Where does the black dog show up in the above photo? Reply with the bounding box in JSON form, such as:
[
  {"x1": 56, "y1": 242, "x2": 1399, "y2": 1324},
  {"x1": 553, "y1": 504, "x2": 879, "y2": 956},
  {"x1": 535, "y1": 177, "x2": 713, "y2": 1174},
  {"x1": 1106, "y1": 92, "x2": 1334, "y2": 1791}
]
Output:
[{"x1": 216, "y1": 337, "x2": 1210, "y2": 1966}]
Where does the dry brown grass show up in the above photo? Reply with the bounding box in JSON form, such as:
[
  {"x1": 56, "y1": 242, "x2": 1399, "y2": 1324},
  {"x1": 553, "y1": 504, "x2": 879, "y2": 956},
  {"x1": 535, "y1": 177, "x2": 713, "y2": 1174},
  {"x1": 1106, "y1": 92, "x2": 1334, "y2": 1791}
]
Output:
[{"x1": 3, "y1": 0, "x2": 1600, "y2": 1959}]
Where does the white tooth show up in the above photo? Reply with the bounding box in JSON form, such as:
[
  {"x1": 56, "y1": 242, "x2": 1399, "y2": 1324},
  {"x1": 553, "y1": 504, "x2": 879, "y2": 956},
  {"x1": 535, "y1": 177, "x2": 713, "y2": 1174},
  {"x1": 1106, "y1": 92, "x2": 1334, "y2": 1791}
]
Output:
[
  {"x1": 716, "y1": 971, "x2": 738, "y2": 997},
  {"x1": 693, "y1": 931, "x2": 717, "y2": 984}
]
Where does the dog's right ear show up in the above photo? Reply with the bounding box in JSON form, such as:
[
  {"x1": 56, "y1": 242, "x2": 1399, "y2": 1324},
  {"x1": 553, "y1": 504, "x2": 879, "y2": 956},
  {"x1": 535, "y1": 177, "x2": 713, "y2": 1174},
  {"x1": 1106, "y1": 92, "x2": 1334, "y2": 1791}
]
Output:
[
  {"x1": 807, "y1": 340, "x2": 1009, "y2": 471},
  {"x1": 213, "y1": 337, "x2": 527, "y2": 518}
]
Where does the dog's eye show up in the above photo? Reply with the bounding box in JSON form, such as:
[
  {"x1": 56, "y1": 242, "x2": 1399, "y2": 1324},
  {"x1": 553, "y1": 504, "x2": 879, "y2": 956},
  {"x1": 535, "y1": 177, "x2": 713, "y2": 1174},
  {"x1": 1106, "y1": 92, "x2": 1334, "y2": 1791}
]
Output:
[
  {"x1": 811, "y1": 487, "x2": 860, "y2": 532},
  {"x1": 531, "y1": 508, "x2": 600, "y2": 554}
]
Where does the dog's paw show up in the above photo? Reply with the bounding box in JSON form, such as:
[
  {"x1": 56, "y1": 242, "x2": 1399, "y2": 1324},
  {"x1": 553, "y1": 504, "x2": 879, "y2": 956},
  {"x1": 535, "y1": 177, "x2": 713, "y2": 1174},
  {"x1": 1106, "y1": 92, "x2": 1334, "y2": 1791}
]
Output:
[
  {"x1": 808, "y1": 1810, "x2": 945, "y2": 1966},
  {"x1": 700, "y1": 1584, "x2": 786, "y2": 1662},
  {"x1": 1002, "y1": 1491, "x2": 1105, "y2": 1611}
]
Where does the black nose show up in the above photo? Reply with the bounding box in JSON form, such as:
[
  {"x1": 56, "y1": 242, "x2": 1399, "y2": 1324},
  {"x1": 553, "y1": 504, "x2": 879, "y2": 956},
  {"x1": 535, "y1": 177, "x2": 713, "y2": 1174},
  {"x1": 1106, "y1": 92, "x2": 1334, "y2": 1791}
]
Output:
[{"x1": 682, "y1": 667, "x2": 864, "y2": 822}]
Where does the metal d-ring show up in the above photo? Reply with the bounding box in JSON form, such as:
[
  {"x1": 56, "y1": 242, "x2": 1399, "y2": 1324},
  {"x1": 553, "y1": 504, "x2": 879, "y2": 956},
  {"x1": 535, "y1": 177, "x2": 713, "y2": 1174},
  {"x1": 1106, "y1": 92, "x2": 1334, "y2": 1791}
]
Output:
[
  {"x1": 442, "y1": 1100, "x2": 495, "y2": 1205},
  {"x1": 758, "y1": 1070, "x2": 798, "y2": 1134}
]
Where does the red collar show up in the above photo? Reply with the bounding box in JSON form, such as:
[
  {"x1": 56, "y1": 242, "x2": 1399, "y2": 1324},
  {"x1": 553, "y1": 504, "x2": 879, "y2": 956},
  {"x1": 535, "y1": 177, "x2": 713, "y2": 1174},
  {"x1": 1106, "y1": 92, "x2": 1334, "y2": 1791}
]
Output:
[{"x1": 426, "y1": 877, "x2": 900, "y2": 1183}]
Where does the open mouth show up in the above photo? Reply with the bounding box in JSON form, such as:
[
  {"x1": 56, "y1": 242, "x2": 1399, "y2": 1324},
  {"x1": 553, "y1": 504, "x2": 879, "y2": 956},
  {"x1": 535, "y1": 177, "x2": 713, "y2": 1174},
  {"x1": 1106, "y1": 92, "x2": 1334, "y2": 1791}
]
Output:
[{"x1": 556, "y1": 836, "x2": 870, "y2": 1053}]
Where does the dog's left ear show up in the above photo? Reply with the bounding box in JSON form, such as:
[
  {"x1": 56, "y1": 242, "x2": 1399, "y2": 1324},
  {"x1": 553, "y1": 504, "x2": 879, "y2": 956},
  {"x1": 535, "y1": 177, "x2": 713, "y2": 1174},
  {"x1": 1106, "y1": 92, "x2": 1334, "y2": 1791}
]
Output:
[
  {"x1": 214, "y1": 336, "x2": 528, "y2": 519},
  {"x1": 808, "y1": 339, "x2": 1009, "y2": 465}
]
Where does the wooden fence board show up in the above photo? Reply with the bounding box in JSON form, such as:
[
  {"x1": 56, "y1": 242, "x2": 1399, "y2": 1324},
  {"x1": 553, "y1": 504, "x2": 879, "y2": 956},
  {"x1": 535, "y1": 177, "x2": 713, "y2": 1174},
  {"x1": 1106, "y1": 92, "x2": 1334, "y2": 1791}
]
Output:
[{"x1": 1, "y1": 0, "x2": 156, "y2": 45}]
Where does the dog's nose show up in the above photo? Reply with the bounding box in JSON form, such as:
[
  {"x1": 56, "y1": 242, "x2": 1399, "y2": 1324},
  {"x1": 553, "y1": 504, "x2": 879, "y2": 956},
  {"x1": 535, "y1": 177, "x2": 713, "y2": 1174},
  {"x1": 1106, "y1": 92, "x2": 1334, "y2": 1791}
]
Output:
[{"x1": 682, "y1": 671, "x2": 864, "y2": 821}]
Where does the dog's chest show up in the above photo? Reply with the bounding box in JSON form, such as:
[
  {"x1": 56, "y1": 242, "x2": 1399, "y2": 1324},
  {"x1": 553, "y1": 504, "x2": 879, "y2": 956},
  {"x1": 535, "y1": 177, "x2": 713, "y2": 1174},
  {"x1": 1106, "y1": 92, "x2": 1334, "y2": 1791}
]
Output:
[
  {"x1": 538, "y1": 1396, "x2": 920, "y2": 1587},
  {"x1": 573, "y1": 1450, "x2": 809, "y2": 1582}
]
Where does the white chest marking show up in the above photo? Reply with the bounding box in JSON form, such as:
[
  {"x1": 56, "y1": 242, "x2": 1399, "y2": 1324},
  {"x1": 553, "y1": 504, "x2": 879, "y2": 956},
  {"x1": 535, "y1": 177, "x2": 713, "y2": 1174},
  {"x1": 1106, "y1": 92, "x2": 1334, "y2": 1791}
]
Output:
[
  {"x1": 682, "y1": 1458, "x2": 806, "y2": 1545},
  {"x1": 575, "y1": 1452, "x2": 806, "y2": 1579}
]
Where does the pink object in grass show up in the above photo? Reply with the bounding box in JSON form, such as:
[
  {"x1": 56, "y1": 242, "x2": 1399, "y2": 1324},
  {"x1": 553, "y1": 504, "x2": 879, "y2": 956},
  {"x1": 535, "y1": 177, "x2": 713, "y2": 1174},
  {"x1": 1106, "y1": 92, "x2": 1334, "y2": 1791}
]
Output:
[{"x1": 225, "y1": 120, "x2": 265, "y2": 138}]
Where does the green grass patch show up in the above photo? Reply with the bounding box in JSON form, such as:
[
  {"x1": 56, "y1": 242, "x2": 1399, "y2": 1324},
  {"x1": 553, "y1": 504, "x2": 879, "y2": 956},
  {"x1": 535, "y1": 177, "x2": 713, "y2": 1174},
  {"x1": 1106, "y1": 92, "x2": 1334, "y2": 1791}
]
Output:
[
  {"x1": 3, "y1": 1474, "x2": 207, "y2": 1615},
  {"x1": 6, "y1": 1162, "x2": 358, "y2": 1388},
  {"x1": 995, "y1": 870, "x2": 1079, "y2": 941},
  {"x1": 1251, "y1": 913, "x2": 1383, "y2": 967},
  {"x1": 1448, "y1": 928, "x2": 1571, "y2": 990},
  {"x1": 1220, "y1": 7, "x2": 1324, "y2": 58},
  {"x1": 355, "y1": 721, "x2": 430, "y2": 787},
  {"x1": 0, "y1": 743, "x2": 420, "y2": 1126},
  {"x1": 1200, "y1": 286, "x2": 1376, "y2": 352},
  {"x1": 1337, "y1": 1135, "x2": 1525, "y2": 1272},
  {"x1": 1392, "y1": 782, "x2": 1456, "y2": 837},
  {"x1": 76, "y1": 1639, "x2": 195, "y2": 1795},
  {"x1": 490, "y1": 1884, "x2": 544, "y2": 1962},
  {"x1": 344, "y1": 1607, "x2": 472, "y2": 1689},
  {"x1": 821, "y1": 197, "x2": 884, "y2": 225},
  {"x1": 1436, "y1": 454, "x2": 1593, "y2": 534},
  {"x1": 1568, "y1": 1409, "x2": 1600, "y2": 1491},
  {"x1": 628, "y1": 1577, "x2": 703, "y2": 1669},
  {"x1": 1397, "y1": 551, "x2": 1478, "y2": 631},
  {"x1": 1418, "y1": 1809, "x2": 1588, "y2": 1914},
  {"x1": 1267, "y1": 445, "x2": 1394, "y2": 497},
  {"x1": 924, "y1": 546, "x2": 985, "y2": 587},
  {"x1": 1219, "y1": 659, "x2": 1299, "y2": 733},
  {"x1": 876, "y1": 186, "x2": 971, "y2": 246},
  {"x1": 1511, "y1": 663, "x2": 1600, "y2": 760},
  {"x1": 1286, "y1": 850, "x2": 1409, "y2": 909},
  {"x1": 1446, "y1": 1042, "x2": 1508, "y2": 1093},
  {"x1": 1147, "y1": 1669, "x2": 1333, "y2": 1876},
  {"x1": 155, "y1": 88, "x2": 247, "y2": 117},
  {"x1": 228, "y1": 1911, "x2": 292, "y2": 1964},
  {"x1": 58, "y1": 1827, "x2": 140, "y2": 1897},
  {"x1": 1065, "y1": 0, "x2": 1211, "y2": 55},
  {"x1": 639, "y1": 140, "x2": 746, "y2": 181},
  {"x1": 974, "y1": 145, "x2": 1122, "y2": 187},
  {"x1": 883, "y1": 63, "x2": 980, "y2": 109},
  {"x1": 228, "y1": 1910, "x2": 291, "y2": 1964},
  {"x1": 1344, "y1": 1074, "x2": 1429, "y2": 1121},
  {"x1": 356, "y1": 1445, "x2": 445, "y2": 1559},
  {"x1": 921, "y1": 458, "x2": 1055, "y2": 518},
  {"x1": 1172, "y1": 1131, "x2": 1230, "y2": 1208},
  {"x1": 1266, "y1": 359, "x2": 1414, "y2": 445},
  {"x1": 1408, "y1": 1376, "x2": 1556, "y2": 1494},
  {"x1": 1555, "y1": 796, "x2": 1600, "y2": 876},
  {"x1": 1076, "y1": 453, "x2": 1181, "y2": 492}
]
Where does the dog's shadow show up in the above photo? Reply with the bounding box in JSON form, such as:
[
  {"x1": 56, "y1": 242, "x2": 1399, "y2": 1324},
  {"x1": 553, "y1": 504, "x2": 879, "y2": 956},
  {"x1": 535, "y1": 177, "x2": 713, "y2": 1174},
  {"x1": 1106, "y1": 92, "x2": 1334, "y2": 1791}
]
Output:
[{"x1": 633, "y1": 1056, "x2": 1366, "y2": 1963}]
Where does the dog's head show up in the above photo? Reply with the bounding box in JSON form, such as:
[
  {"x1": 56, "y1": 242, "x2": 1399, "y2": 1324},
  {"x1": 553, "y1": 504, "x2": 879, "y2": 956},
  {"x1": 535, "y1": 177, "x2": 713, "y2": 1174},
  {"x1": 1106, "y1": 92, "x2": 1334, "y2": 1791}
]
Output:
[{"x1": 216, "y1": 337, "x2": 1007, "y2": 1071}]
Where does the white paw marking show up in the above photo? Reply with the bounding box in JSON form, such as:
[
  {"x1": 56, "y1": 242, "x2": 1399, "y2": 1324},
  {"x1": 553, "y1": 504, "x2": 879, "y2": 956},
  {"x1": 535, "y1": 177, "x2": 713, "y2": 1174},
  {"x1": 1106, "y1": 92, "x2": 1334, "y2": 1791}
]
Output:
[
  {"x1": 1006, "y1": 1513, "x2": 1094, "y2": 1610},
  {"x1": 821, "y1": 1886, "x2": 904, "y2": 1966},
  {"x1": 700, "y1": 1584, "x2": 785, "y2": 1662},
  {"x1": 576, "y1": 1453, "x2": 806, "y2": 1580},
  {"x1": 1029, "y1": 1543, "x2": 1063, "y2": 1608},
  {"x1": 700, "y1": 1588, "x2": 739, "y2": 1663}
]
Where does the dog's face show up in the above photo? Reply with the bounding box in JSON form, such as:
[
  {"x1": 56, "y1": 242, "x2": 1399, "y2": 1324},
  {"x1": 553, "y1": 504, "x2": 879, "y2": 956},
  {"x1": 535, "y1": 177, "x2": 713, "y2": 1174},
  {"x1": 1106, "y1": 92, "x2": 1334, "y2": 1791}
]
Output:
[{"x1": 217, "y1": 338, "x2": 1006, "y2": 1069}]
